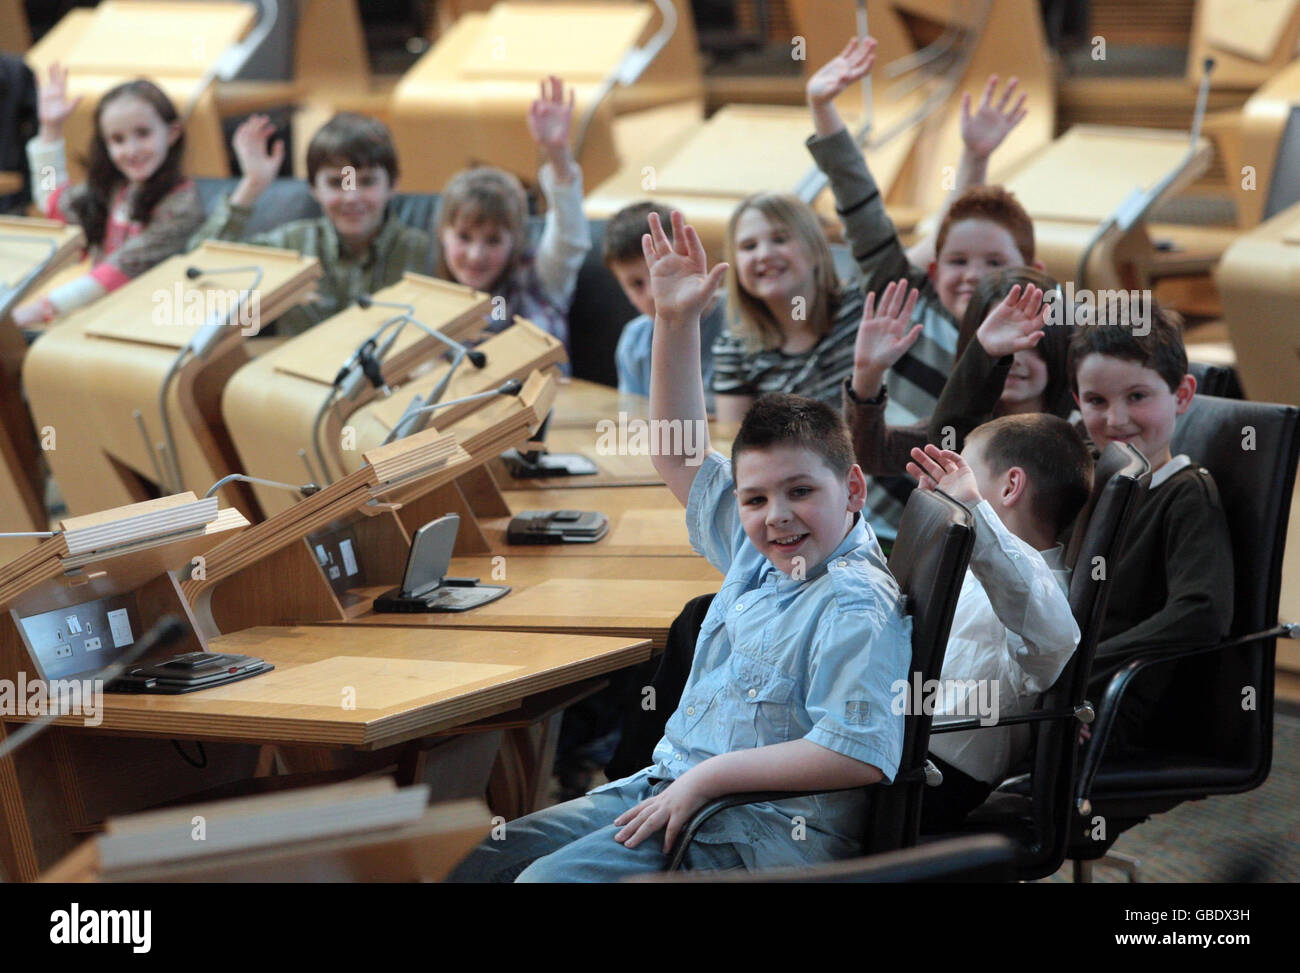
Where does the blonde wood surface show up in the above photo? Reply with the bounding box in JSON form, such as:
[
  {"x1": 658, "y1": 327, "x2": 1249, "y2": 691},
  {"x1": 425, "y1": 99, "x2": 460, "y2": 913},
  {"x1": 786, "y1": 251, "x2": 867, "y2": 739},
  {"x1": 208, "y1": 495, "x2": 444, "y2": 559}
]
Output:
[
  {"x1": 295, "y1": 0, "x2": 370, "y2": 95},
  {"x1": 0, "y1": 217, "x2": 88, "y2": 562},
  {"x1": 474, "y1": 484, "x2": 696, "y2": 556},
  {"x1": 1190, "y1": 0, "x2": 1300, "y2": 89},
  {"x1": 391, "y1": 4, "x2": 636, "y2": 191},
  {"x1": 1214, "y1": 200, "x2": 1300, "y2": 408},
  {"x1": 24, "y1": 1, "x2": 257, "y2": 181},
  {"x1": 1006, "y1": 127, "x2": 1213, "y2": 225},
  {"x1": 343, "y1": 553, "x2": 720, "y2": 650},
  {"x1": 42, "y1": 797, "x2": 491, "y2": 883},
  {"x1": 0, "y1": 626, "x2": 652, "y2": 748},
  {"x1": 22, "y1": 243, "x2": 320, "y2": 521},
  {"x1": 1227, "y1": 58, "x2": 1300, "y2": 228},
  {"x1": 223, "y1": 292, "x2": 560, "y2": 516},
  {"x1": 183, "y1": 424, "x2": 469, "y2": 631},
  {"x1": 0, "y1": 0, "x2": 29, "y2": 53},
  {"x1": 1214, "y1": 200, "x2": 1300, "y2": 629},
  {"x1": 587, "y1": 0, "x2": 1053, "y2": 258},
  {"x1": 1004, "y1": 126, "x2": 1213, "y2": 290}
]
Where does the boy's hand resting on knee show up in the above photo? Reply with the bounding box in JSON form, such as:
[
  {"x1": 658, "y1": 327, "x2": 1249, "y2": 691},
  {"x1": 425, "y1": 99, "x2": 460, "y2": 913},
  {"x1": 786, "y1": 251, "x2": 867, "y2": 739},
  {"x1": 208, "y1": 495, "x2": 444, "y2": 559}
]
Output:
[
  {"x1": 907, "y1": 444, "x2": 982, "y2": 507},
  {"x1": 613, "y1": 774, "x2": 710, "y2": 852}
]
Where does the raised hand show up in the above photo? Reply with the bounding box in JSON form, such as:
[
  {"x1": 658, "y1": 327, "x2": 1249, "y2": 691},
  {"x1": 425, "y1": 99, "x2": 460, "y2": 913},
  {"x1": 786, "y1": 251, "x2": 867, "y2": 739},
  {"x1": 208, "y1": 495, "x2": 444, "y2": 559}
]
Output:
[
  {"x1": 975, "y1": 283, "x2": 1046, "y2": 359},
  {"x1": 851, "y1": 278, "x2": 921, "y2": 399},
  {"x1": 906, "y1": 444, "x2": 982, "y2": 506},
  {"x1": 806, "y1": 36, "x2": 877, "y2": 107},
  {"x1": 231, "y1": 114, "x2": 284, "y2": 194},
  {"x1": 960, "y1": 75, "x2": 1028, "y2": 159},
  {"x1": 37, "y1": 63, "x2": 82, "y2": 141},
  {"x1": 643, "y1": 211, "x2": 729, "y2": 326},
  {"x1": 527, "y1": 75, "x2": 575, "y2": 161}
]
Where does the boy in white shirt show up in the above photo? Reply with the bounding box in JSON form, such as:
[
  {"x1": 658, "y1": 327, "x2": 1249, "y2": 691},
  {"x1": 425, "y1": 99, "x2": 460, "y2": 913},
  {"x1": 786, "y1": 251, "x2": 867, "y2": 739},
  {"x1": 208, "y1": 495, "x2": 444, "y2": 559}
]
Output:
[{"x1": 902, "y1": 412, "x2": 1093, "y2": 830}]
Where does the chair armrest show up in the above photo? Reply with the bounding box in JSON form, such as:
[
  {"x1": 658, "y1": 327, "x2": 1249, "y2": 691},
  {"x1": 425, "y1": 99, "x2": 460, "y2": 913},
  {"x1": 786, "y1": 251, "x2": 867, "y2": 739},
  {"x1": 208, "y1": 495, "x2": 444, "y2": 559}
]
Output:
[
  {"x1": 1076, "y1": 623, "x2": 1295, "y2": 808},
  {"x1": 930, "y1": 705, "x2": 1085, "y2": 734},
  {"x1": 665, "y1": 786, "x2": 863, "y2": 872}
]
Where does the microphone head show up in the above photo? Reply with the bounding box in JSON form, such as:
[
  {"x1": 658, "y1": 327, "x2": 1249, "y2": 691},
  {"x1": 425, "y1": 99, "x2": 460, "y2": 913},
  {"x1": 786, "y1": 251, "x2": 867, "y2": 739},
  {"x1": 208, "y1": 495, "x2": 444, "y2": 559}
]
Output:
[
  {"x1": 500, "y1": 378, "x2": 523, "y2": 396},
  {"x1": 469, "y1": 350, "x2": 488, "y2": 368},
  {"x1": 356, "y1": 295, "x2": 373, "y2": 309},
  {"x1": 1203, "y1": 57, "x2": 1215, "y2": 74},
  {"x1": 185, "y1": 266, "x2": 203, "y2": 279},
  {"x1": 300, "y1": 484, "x2": 321, "y2": 496}
]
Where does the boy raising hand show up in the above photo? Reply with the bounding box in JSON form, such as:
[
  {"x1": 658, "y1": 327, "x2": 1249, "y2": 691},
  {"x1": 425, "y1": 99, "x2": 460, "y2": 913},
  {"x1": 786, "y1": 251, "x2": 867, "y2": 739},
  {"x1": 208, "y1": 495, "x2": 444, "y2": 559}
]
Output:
[{"x1": 450, "y1": 213, "x2": 912, "y2": 881}]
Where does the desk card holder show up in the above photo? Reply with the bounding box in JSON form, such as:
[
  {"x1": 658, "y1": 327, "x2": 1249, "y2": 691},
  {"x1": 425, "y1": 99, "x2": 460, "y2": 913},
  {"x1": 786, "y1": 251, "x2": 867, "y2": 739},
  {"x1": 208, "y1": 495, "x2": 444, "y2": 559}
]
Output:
[{"x1": 22, "y1": 241, "x2": 321, "y2": 523}]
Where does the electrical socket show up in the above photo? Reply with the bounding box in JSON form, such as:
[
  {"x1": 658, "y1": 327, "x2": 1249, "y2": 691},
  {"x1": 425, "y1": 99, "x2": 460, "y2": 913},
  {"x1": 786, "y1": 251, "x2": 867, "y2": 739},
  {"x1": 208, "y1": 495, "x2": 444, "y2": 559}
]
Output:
[{"x1": 84, "y1": 637, "x2": 102, "y2": 652}]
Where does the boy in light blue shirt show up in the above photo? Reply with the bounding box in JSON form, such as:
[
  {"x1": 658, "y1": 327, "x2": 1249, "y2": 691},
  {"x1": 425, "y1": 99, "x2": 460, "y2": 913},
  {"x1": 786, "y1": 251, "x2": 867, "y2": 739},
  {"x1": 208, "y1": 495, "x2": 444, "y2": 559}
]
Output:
[{"x1": 451, "y1": 212, "x2": 911, "y2": 881}]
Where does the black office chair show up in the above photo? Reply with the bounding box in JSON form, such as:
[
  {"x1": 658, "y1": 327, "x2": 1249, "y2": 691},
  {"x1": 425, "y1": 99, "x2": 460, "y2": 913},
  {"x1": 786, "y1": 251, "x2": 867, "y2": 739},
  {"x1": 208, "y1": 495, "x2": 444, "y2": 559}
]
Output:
[
  {"x1": 936, "y1": 443, "x2": 1150, "y2": 881},
  {"x1": 1188, "y1": 360, "x2": 1244, "y2": 400},
  {"x1": 636, "y1": 833, "x2": 1017, "y2": 883},
  {"x1": 663, "y1": 487, "x2": 975, "y2": 871},
  {"x1": 1069, "y1": 394, "x2": 1300, "y2": 879}
]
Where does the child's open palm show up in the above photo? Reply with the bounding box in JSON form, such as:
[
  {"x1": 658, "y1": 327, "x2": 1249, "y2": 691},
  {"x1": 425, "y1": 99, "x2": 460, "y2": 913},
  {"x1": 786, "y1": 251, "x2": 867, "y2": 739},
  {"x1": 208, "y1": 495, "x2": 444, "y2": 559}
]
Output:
[
  {"x1": 37, "y1": 63, "x2": 82, "y2": 136},
  {"x1": 961, "y1": 75, "x2": 1028, "y2": 159},
  {"x1": 231, "y1": 114, "x2": 284, "y2": 189},
  {"x1": 976, "y1": 283, "x2": 1045, "y2": 358},
  {"x1": 527, "y1": 75, "x2": 575, "y2": 155},
  {"x1": 643, "y1": 211, "x2": 728, "y2": 325},
  {"x1": 854, "y1": 278, "x2": 923, "y2": 374},
  {"x1": 806, "y1": 36, "x2": 877, "y2": 106},
  {"x1": 907, "y1": 444, "x2": 982, "y2": 507}
]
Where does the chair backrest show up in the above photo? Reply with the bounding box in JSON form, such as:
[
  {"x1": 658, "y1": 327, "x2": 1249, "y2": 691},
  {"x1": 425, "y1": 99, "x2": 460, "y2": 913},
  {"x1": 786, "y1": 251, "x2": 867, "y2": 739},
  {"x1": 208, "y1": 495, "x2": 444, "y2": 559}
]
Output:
[
  {"x1": 1023, "y1": 442, "x2": 1148, "y2": 874},
  {"x1": 1151, "y1": 394, "x2": 1300, "y2": 780},
  {"x1": 1188, "y1": 360, "x2": 1244, "y2": 400},
  {"x1": 864, "y1": 487, "x2": 974, "y2": 852}
]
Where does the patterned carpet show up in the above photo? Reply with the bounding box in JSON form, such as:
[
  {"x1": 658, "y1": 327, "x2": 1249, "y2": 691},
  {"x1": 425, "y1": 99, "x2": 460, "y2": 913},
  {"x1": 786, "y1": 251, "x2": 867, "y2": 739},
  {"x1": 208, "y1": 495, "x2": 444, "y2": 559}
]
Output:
[{"x1": 1045, "y1": 712, "x2": 1300, "y2": 882}]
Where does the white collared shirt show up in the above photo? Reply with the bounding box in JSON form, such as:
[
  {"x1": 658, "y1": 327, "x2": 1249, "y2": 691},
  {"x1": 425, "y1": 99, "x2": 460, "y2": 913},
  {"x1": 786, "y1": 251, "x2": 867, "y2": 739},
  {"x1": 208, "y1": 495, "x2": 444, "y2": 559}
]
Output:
[{"x1": 928, "y1": 501, "x2": 1080, "y2": 784}]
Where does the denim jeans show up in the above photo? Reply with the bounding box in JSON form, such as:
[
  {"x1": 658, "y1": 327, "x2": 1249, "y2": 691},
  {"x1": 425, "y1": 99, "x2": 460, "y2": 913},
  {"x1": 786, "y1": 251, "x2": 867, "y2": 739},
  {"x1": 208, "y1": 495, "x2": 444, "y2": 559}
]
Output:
[{"x1": 448, "y1": 776, "x2": 746, "y2": 883}]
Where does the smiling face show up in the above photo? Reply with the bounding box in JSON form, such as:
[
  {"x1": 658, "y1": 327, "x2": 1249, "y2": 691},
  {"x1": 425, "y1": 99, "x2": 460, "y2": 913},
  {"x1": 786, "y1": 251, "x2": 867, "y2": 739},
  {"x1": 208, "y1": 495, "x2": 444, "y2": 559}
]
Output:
[
  {"x1": 1074, "y1": 352, "x2": 1194, "y2": 470},
  {"x1": 732, "y1": 208, "x2": 816, "y2": 315},
  {"x1": 930, "y1": 219, "x2": 1026, "y2": 321},
  {"x1": 440, "y1": 217, "x2": 514, "y2": 293},
  {"x1": 733, "y1": 443, "x2": 865, "y2": 576},
  {"x1": 312, "y1": 164, "x2": 394, "y2": 252},
  {"x1": 1000, "y1": 348, "x2": 1049, "y2": 411},
  {"x1": 98, "y1": 94, "x2": 179, "y2": 185}
]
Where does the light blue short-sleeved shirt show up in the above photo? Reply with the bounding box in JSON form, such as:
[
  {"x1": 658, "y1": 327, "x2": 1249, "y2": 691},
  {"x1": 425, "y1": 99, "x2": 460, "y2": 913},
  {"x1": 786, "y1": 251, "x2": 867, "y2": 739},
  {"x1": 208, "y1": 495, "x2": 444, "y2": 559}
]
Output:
[
  {"x1": 594, "y1": 451, "x2": 912, "y2": 870},
  {"x1": 613, "y1": 301, "x2": 724, "y2": 410}
]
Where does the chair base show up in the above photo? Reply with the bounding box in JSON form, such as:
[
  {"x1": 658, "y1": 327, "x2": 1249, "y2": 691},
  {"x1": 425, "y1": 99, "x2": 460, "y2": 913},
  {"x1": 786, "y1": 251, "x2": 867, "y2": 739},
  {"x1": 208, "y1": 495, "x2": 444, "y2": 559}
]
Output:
[{"x1": 1072, "y1": 851, "x2": 1142, "y2": 883}]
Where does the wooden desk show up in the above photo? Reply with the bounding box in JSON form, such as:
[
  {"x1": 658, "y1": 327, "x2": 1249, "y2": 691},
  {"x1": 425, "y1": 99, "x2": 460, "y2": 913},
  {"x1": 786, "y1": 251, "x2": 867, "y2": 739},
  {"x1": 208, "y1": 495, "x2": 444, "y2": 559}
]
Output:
[
  {"x1": 485, "y1": 485, "x2": 695, "y2": 556},
  {"x1": 342, "y1": 554, "x2": 721, "y2": 650},
  {"x1": 25, "y1": 1, "x2": 256, "y2": 181},
  {"x1": 499, "y1": 379, "x2": 737, "y2": 490},
  {"x1": 0, "y1": 625, "x2": 649, "y2": 879}
]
